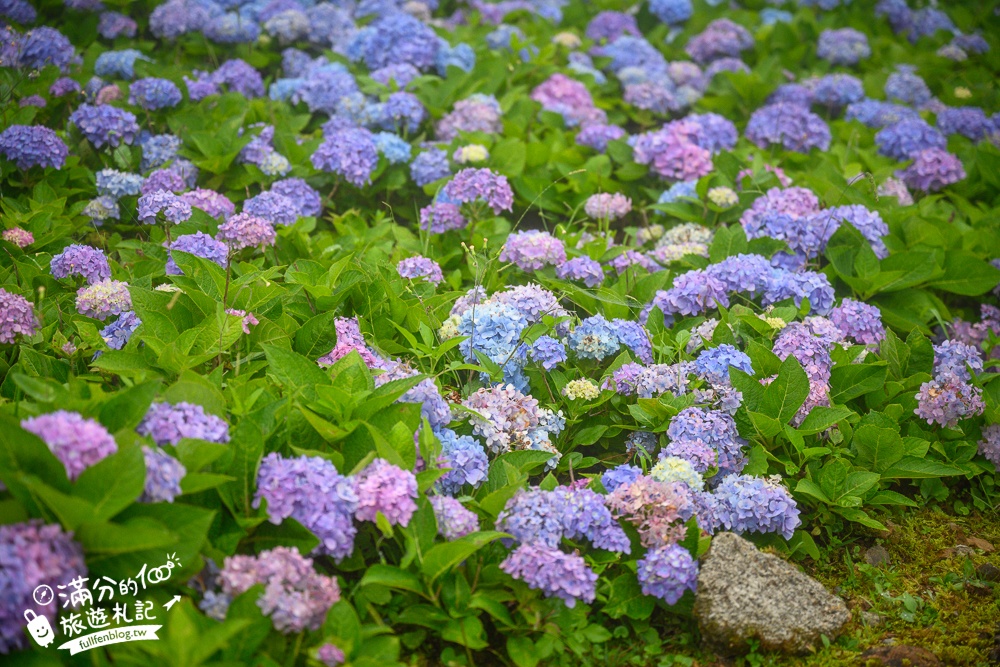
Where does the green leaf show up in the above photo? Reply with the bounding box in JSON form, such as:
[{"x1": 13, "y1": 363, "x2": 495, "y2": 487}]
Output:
[
  {"x1": 795, "y1": 478, "x2": 831, "y2": 504},
  {"x1": 760, "y1": 355, "x2": 810, "y2": 424},
  {"x1": 421, "y1": 531, "x2": 506, "y2": 582},
  {"x1": 797, "y1": 406, "x2": 853, "y2": 435},
  {"x1": 99, "y1": 380, "x2": 162, "y2": 433},
  {"x1": 604, "y1": 572, "x2": 655, "y2": 620},
  {"x1": 852, "y1": 425, "x2": 905, "y2": 473},
  {"x1": 833, "y1": 508, "x2": 887, "y2": 531},
  {"x1": 260, "y1": 343, "x2": 331, "y2": 398},
  {"x1": 507, "y1": 637, "x2": 538, "y2": 667},
  {"x1": 708, "y1": 224, "x2": 749, "y2": 263},
  {"x1": 829, "y1": 363, "x2": 887, "y2": 404},
  {"x1": 869, "y1": 490, "x2": 918, "y2": 507},
  {"x1": 441, "y1": 616, "x2": 488, "y2": 650},
  {"x1": 927, "y1": 250, "x2": 1000, "y2": 295},
  {"x1": 73, "y1": 445, "x2": 145, "y2": 522},
  {"x1": 881, "y1": 457, "x2": 966, "y2": 479}
]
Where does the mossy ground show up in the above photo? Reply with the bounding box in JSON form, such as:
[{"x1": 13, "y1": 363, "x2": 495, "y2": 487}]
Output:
[{"x1": 605, "y1": 508, "x2": 1000, "y2": 667}]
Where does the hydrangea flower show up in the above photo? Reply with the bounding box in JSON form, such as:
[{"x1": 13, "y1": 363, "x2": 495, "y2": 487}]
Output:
[
  {"x1": 129, "y1": 77, "x2": 182, "y2": 110},
  {"x1": 500, "y1": 231, "x2": 566, "y2": 271},
  {"x1": 430, "y1": 495, "x2": 480, "y2": 540},
  {"x1": 76, "y1": 279, "x2": 131, "y2": 320},
  {"x1": 978, "y1": 424, "x2": 1000, "y2": 468},
  {"x1": 21, "y1": 410, "x2": 118, "y2": 480},
  {"x1": 354, "y1": 458, "x2": 418, "y2": 526},
  {"x1": 695, "y1": 344, "x2": 753, "y2": 384},
  {"x1": 254, "y1": 454, "x2": 358, "y2": 560},
  {"x1": 562, "y1": 378, "x2": 600, "y2": 400},
  {"x1": 219, "y1": 547, "x2": 340, "y2": 633},
  {"x1": 529, "y1": 336, "x2": 567, "y2": 370},
  {"x1": 137, "y1": 402, "x2": 230, "y2": 446},
  {"x1": 436, "y1": 94, "x2": 503, "y2": 141},
  {"x1": 69, "y1": 104, "x2": 139, "y2": 148},
  {"x1": 50, "y1": 244, "x2": 111, "y2": 285},
  {"x1": 0, "y1": 521, "x2": 86, "y2": 653},
  {"x1": 500, "y1": 543, "x2": 597, "y2": 607},
  {"x1": 897, "y1": 148, "x2": 966, "y2": 192},
  {"x1": 217, "y1": 213, "x2": 277, "y2": 251},
  {"x1": 138, "y1": 191, "x2": 192, "y2": 225},
  {"x1": 876, "y1": 120, "x2": 947, "y2": 161},
  {"x1": 141, "y1": 446, "x2": 186, "y2": 502},
  {"x1": 667, "y1": 406, "x2": 747, "y2": 476},
  {"x1": 312, "y1": 127, "x2": 379, "y2": 187},
  {"x1": 442, "y1": 168, "x2": 514, "y2": 214},
  {"x1": 584, "y1": 193, "x2": 631, "y2": 220},
  {"x1": 100, "y1": 311, "x2": 141, "y2": 350},
  {"x1": 636, "y1": 543, "x2": 698, "y2": 603},
  {"x1": 2, "y1": 228, "x2": 32, "y2": 248},
  {"x1": 556, "y1": 257, "x2": 604, "y2": 287},
  {"x1": 606, "y1": 475, "x2": 693, "y2": 547},
  {"x1": 817, "y1": 28, "x2": 871, "y2": 66},
  {"x1": 830, "y1": 299, "x2": 885, "y2": 345},
  {"x1": 435, "y1": 428, "x2": 489, "y2": 495},
  {"x1": 410, "y1": 148, "x2": 451, "y2": 187},
  {"x1": 746, "y1": 103, "x2": 831, "y2": 153},
  {"x1": 0, "y1": 125, "x2": 69, "y2": 170},
  {"x1": 713, "y1": 474, "x2": 801, "y2": 539},
  {"x1": 270, "y1": 178, "x2": 322, "y2": 218},
  {"x1": 397, "y1": 256, "x2": 444, "y2": 286}
]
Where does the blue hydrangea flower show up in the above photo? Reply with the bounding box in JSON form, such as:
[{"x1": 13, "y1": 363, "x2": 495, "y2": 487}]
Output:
[
  {"x1": 695, "y1": 344, "x2": 754, "y2": 384},
  {"x1": 435, "y1": 428, "x2": 489, "y2": 495}
]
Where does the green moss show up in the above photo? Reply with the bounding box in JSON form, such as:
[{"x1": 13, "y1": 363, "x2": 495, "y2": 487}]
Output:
[{"x1": 600, "y1": 508, "x2": 1000, "y2": 667}]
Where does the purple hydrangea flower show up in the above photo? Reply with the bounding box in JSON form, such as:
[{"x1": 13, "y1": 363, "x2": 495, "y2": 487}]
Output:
[
  {"x1": 0, "y1": 125, "x2": 69, "y2": 170},
  {"x1": 978, "y1": 424, "x2": 1000, "y2": 468},
  {"x1": 876, "y1": 120, "x2": 947, "y2": 161},
  {"x1": 631, "y1": 122, "x2": 713, "y2": 181},
  {"x1": 885, "y1": 69, "x2": 932, "y2": 107},
  {"x1": 166, "y1": 232, "x2": 229, "y2": 275},
  {"x1": 531, "y1": 74, "x2": 605, "y2": 128},
  {"x1": 637, "y1": 543, "x2": 698, "y2": 603},
  {"x1": 50, "y1": 244, "x2": 111, "y2": 285},
  {"x1": 442, "y1": 168, "x2": 514, "y2": 214},
  {"x1": 140, "y1": 445, "x2": 185, "y2": 502},
  {"x1": 585, "y1": 11, "x2": 640, "y2": 42},
  {"x1": 937, "y1": 107, "x2": 995, "y2": 142},
  {"x1": 347, "y1": 13, "x2": 439, "y2": 71},
  {"x1": 0, "y1": 521, "x2": 86, "y2": 653},
  {"x1": 845, "y1": 100, "x2": 921, "y2": 128},
  {"x1": 576, "y1": 123, "x2": 626, "y2": 152},
  {"x1": 529, "y1": 336, "x2": 567, "y2": 370},
  {"x1": 420, "y1": 202, "x2": 466, "y2": 234},
  {"x1": 312, "y1": 127, "x2": 379, "y2": 187},
  {"x1": 914, "y1": 375, "x2": 985, "y2": 427},
  {"x1": 435, "y1": 428, "x2": 489, "y2": 495},
  {"x1": 21, "y1": 410, "x2": 117, "y2": 480},
  {"x1": 933, "y1": 340, "x2": 984, "y2": 382},
  {"x1": 129, "y1": 77, "x2": 182, "y2": 110},
  {"x1": 354, "y1": 458, "x2": 418, "y2": 526},
  {"x1": 220, "y1": 547, "x2": 340, "y2": 633},
  {"x1": 830, "y1": 299, "x2": 885, "y2": 345},
  {"x1": 15, "y1": 26, "x2": 79, "y2": 71},
  {"x1": 50, "y1": 77, "x2": 81, "y2": 97},
  {"x1": 556, "y1": 256, "x2": 604, "y2": 287},
  {"x1": 685, "y1": 19, "x2": 753, "y2": 64},
  {"x1": 430, "y1": 495, "x2": 480, "y2": 540},
  {"x1": 500, "y1": 231, "x2": 566, "y2": 271},
  {"x1": 817, "y1": 28, "x2": 871, "y2": 66},
  {"x1": 270, "y1": 178, "x2": 322, "y2": 218},
  {"x1": 436, "y1": 94, "x2": 503, "y2": 141},
  {"x1": 180, "y1": 189, "x2": 235, "y2": 219},
  {"x1": 568, "y1": 314, "x2": 619, "y2": 361},
  {"x1": 397, "y1": 255, "x2": 444, "y2": 286},
  {"x1": 98, "y1": 11, "x2": 137, "y2": 39},
  {"x1": 897, "y1": 148, "x2": 966, "y2": 192},
  {"x1": 243, "y1": 191, "x2": 298, "y2": 226},
  {"x1": 668, "y1": 407, "x2": 746, "y2": 477},
  {"x1": 602, "y1": 464, "x2": 643, "y2": 493},
  {"x1": 410, "y1": 148, "x2": 451, "y2": 187},
  {"x1": 318, "y1": 317, "x2": 387, "y2": 370},
  {"x1": 0, "y1": 287, "x2": 38, "y2": 344},
  {"x1": 713, "y1": 474, "x2": 801, "y2": 539},
  {"x1": 137, "y1": 401, "x2": 230, "y2": 446},
  {"x1": 138, "y1": 191, "x2": 192, "y2": 225},
  {"x1": 695, "y1": 344, "x2": 754, "y2": 384},
  {"x1": 746, "y1": 103, "x2": 831, "y2": 153},
  {"x1": 69, "y1": 104, "x2": 139, "y2": 148},
  {"x1": 96, "y1": 169, "x2": 144, "y2": 199},
  {"x1": 501, "y1": 543, "x2": 597, "y2": 607},
  {"x1": 2, "y1": 227, "x2": 33, "y2": 248},
  {"x1": 585, "y1": 193, "x2": 631, "y2": 220},
  {"x1": 255, "y1": 453, "x2": 358, "y2": 560},
  {"x1": 217, "y1": 213, "x2": 277, "y2": 251},
  {"x1": 100, "y1": 311, "x2": 141, "y2": 350}
]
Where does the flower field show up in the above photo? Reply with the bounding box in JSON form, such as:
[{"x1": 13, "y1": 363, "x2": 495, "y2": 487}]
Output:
[{"x1": 1, "y1": 0, "x2": 999, "y2": 664}]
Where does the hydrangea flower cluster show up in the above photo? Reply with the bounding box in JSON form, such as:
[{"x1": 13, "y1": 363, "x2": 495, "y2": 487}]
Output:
[
  {"x1": 50, "y1": 244, "x2": 111, "y2": 285},
  {"x1": 217, "y1": 213, "x2": 276, "y2": 251},
  {"x1": 69, "y1": 104, "x2": 139, "y2": 148},
  {"x1": 500, "y1": 543, "x2": 597, "y2": 607},
  {"x1": 100, "y1": 310, "x2": 142, "y2": 350},
  {"x1": 166, "y1": 232, "x2": 228, "y2": 275},
  {"x1": 435, "y1": 428, "x2": 489, "y2": 495},
  {"x1": 584, "y1": 193, "x2": 631, "y2": 220},
  {"x1": 397, "y1": 256, "x2": 444, "y2": 286},
  {"x1": 141, "y1": 446, "x2": 186, "y2": 502},
  {"x1": 76, "y1": 279, "x2": 132, "y2": 320},
  {"x1": 21, "y1": 410, "x2": 118, "y2": 480},
  {"x1": 219, "y1": 546, "x2": 340, "y2": 633},
  {"x1": 914, "y1": 339, "x2": 986, "y2": 428},
  {"x1": 137, "y1": 402, "x2": 230, "y2": 446},
  {"x1": 0, "y1": 521, "x2": 86, "y2": 653},
  {"x1": 0, "y1": 287, "x2": 39, "y2": 344},
  {"x1": 712, "y1": 474, "x2": 801, "y2": 539},
  {"x1": 500, "y1": 230, "x2": 566, "y2": 271},
  {"x1": 353, "y1": 458, "x2": 418, "y2": 526},
  {"x1": 0, "y1": 125, "x2": 69, "y2": 170}
]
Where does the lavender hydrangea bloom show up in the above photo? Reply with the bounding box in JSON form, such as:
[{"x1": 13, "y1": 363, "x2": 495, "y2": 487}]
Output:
[
  {"x1": 885, "y1": 69, "x2": 932, "y2": 107},
  {"x1": 430, "y1": 495, "x2": 480, "y2": 540},
  {"x1": 585, "y1": 193, "x2": 631, "y2": 220},
  {"x1": 317, "y1": 643, "x2": 346, "y2": 667},
  {"x1": 138, "y1": 191, "x2": 192, "y2": 225},
  {"x1": 220, "y1": 547, "x2": 340, "y2": 633},
  {"x1": 354, "y1": 458, "x2": 418, "y2": 526},
  {"x1": 254, "y1": 454, "x2": 358, "y2": 560},
  {"x1": 129, "y1": 77, "x2": 182, "y2": 110},
  {"x1": 576, "y1": 123, "x2": 626, "y2": 152},
  {"x1": 0, "y1": 521, "x2": 86, "y2": 653},
  {"x1": 0, "y1": 0, "x2": 35, "y2": 23},
  {"x1": 0, "y1": 287, "x2": 39, "y2": 344},
  {"x1": 51, "y1": 245, "x2": 111, "y2": 285},
  {"x1": 463, "y1": 384, "x2": 541, "y2": 454},
  {"x1": 379, "y1": 92, "x2": 426, "y2": 133},
  {"x1": 2, "y1": 227, "x2": 33, "y2": 248},
  {"x1": 529, "y1": 336, "x2": 567, "y2": 370},
  {"x1": 637, "y1": 544, "x2": 698, "y2": 603},
  {"x1": 685, "y1": 19, "x2": 753, "y2": 64},
  {"x1": 915, "y1": 375, "x2": 985, "y2": 427},
  {"x1": 442, "y1": 168, "x2": 514, "y2": 214},
  {"x1": 897, "y1": 148, "x2": 966, "y2": 192},
  {"x1": 933, "y1": 340, "x2": 984, "y2": 382},
  {"x1": 978, "y1": 424, "x2": 1000, "y2": 468},
  {"x1": 602, "y1": 464, "x2": 643, "y2": 493},
  {"x1": 811, "y1": 74, "x2": 866, "y2": 110},
  {"x1": 817, "y1": 28, "x2": 871, "y2": 66},
  {"x1": 96, "y1": 169, "x2": 144, "y2": 199},
  {"x1": 501, "y1": 543, "x2": 597, "y2": 607},
  {"x1": 217, "y1": 213, "x2": 276, "y2": 251},
  {"x1": 556, "y1": 256, "x2": 604, "y2": 287},
  {"x1": 312, "y1": 127, "x2": 379, "y2": 187},
  {"x1": 695, "y1": 344, "x2": 753, "y2": 384},
  {"x1": 137, "y1": 402, "x2": 230, "y2": 446},
  {"x1": 98, "y1": 11, "x2": 137, "y2": 39},
  {"x1": 270, "y1": 178, "x2": 322, "y2": 218},
  {"x1": 0, "y1": 125, "x2": 69, "y2": 170},
  {"x1": 50, "y1": 77, "x2": 81, "y2": 97},
  {"x1": 94, "y1": 49, "x2": 150, "y2": 80},
  {"x1": 845, "y1": 100, "x2": 921, "y2": 128},
  {"x1": 180, "y1": 189, "x2": 235, "y2": 219},
  {"x1": 243, "y1": 191, "x2": 297, "y2": 226},
  {"x1": 500, "y1": 231, "x2": 566, "y2": 271},
  {"x1": 668, "y1": 407, "x2": 747, "y2": 476},
  {"x1": 436, "y1": 94, "x2": 503, "y2": 141},
  {"x1": 100, "y1": 311, "x2": 141, "y2": 350},
  {"x1": 937, "y1": 107, "x2": 995, "y2": 141},
  {"x1": 649, "y1": 0, "x2": 692, "y2": 25},
  {"x1": 830, "y1": 299, "x2": 885, "y2": 345},
  {"x1": 16, "y1": 26, "x2": 79, "y2": 71},
  {"x1": 140, "y1": 446, "x2": 185, "y2": 502},
  {"x1": 21, "y1": 410, "x2": 118, "y2": 480},
  {"x1": 69, "y1": 104, "x2": 139, "y2": 148},
  {"x1": 410, "y1": 148, "x2": 451, "y2": 187},
  {"x1": 397, "y1": 256, "x2": 444, "y2": 286},
  {"x1": 876, "y1": 120, "x2": 947, "y2": 160},
  {"x1": 347, "y1": 14, "x2": 439, "y2": 71},
  {"x1": 435, "y1": 428, "x2": 489, "y2": 495},
  {"x1": 713, "y1": 474, "x2": 801, "y2": 539},
  {"x1": 745, "y1": 103, "x2": 831, "y2": 153}
]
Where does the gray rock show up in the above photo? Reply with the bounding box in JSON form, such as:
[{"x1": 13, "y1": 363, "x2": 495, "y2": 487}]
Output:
[
  {"x1": 865, "y1": 545, "x2": 891, "y2": 567},
  {"x1": 693, "y1": 532, "x2": 850, "y2": 654}
]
